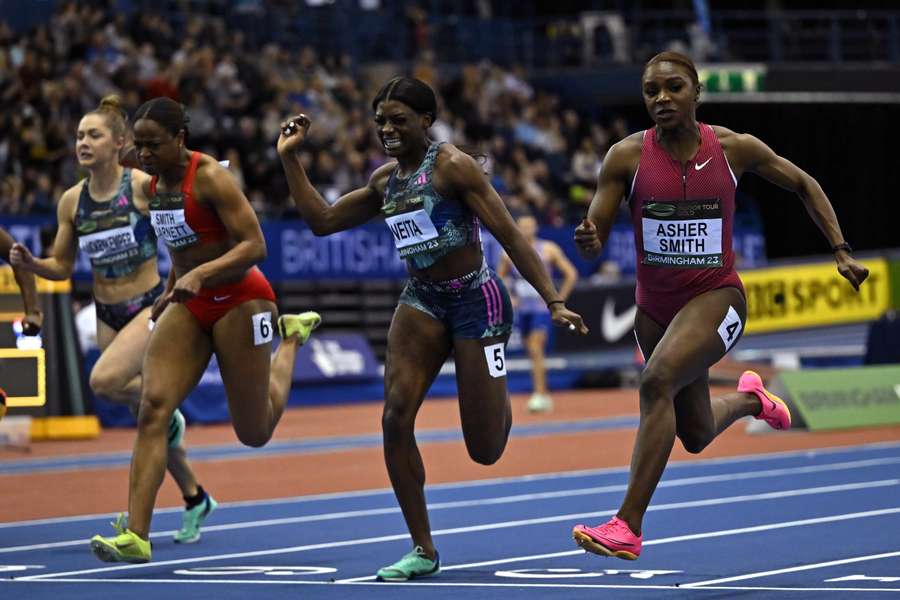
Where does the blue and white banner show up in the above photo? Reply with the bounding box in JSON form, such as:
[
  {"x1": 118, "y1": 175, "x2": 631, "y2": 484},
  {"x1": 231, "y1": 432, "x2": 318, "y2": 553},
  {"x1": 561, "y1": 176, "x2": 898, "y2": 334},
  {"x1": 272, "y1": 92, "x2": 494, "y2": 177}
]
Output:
[
  {"x1": 0, "y1": 216, "x2": 765, "y2": 282},
  {"x1": 293, "y1": 332, "x2": 380, "y2": 384}
]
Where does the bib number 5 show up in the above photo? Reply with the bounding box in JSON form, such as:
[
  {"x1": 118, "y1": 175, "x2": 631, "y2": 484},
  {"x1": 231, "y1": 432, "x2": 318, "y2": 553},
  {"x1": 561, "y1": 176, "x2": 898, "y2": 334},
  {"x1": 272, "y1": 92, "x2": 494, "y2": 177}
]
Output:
[{"x1": 484, "y1": 342, "x2": 507, "y2": 378}]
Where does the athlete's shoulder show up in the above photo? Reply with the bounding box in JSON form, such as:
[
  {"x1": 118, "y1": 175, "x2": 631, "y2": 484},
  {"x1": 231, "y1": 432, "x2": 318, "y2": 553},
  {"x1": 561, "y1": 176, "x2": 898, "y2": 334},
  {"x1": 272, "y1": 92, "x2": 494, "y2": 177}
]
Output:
[
  {"x1": 434, "y1": 142, "x2": 475, "y2": 168},
  {"x1": 57, "y1": 181, "x2": 84, "y2": 221},
  {"x1": 618, "y1": 130, "x2": 646, "y2": 147},
  {"x1": 368, "y1": 160, "x2": 398, "y2": 195},
  {"x1": 193, "y1": 152, "x2": 226, "y2": 177},
  {"x1": 709, "y1": 125, "x2": 758, "y2": 148},
  {"x1": 709, "y1": 125, "x2": 767, "y2": 167},
  {"x1": 434, "y1": 143, "x2": 484, "y2": 185},
  {"x1": 192, "y1": 152, "x2": 240, "y2": 197},
  {"x1": 602, "y1": 132, "x2": 643, "y2": 179}
]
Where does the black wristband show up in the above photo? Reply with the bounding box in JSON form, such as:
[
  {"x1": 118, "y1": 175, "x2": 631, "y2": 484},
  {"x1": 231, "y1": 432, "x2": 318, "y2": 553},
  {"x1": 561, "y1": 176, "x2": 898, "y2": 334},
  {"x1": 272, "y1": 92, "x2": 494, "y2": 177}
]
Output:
[
  {"x1": 832, "y1": 242, "x2": 852, "y2": 254},
  {"x1": 547, "y1": 300, "x2": 565, "y2": 308}
]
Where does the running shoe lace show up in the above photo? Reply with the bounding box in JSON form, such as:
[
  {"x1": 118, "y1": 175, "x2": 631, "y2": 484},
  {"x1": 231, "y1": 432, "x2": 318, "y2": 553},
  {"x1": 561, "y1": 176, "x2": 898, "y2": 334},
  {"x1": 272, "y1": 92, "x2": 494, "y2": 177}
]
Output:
[{"x1": 110, "y1": 513, "x2": 128, "y2": 535}]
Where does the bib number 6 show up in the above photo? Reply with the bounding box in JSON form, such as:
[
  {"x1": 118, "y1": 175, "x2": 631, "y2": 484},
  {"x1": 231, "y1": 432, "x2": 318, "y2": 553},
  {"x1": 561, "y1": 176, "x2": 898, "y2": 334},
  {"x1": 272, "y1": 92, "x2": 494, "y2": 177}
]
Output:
[{"x1": 252, "y1": 311, "x2": 274, "y2": 346}]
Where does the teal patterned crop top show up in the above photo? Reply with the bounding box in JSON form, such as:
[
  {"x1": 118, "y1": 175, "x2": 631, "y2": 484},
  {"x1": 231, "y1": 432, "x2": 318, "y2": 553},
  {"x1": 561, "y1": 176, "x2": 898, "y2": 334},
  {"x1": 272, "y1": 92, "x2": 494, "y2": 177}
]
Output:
[
  {"x1": 381, "y1": 142, "x2": 481, "y2": 270},
  {"x1": 74, "y1": 169, "x2": 158, "y2": 279}
]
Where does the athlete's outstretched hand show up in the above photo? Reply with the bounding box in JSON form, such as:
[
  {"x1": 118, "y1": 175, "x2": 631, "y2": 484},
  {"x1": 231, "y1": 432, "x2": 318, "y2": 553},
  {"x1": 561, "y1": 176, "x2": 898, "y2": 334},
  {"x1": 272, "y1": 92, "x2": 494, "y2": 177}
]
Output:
[
  {"x1": 550, "y1": 303, "x2": 589, "y2": 335},
  {"x1": 836, "y1": 254, "x2": 869, "y2": 291},
  {"x1": 574, "y1": 218, "x2": 602, "y2": 259},
  {"x1": 9, "y1": 243, "x2": 34, "y2": 269},
  {"x1": 277, "y1": 114, "x2": 311, "y2": 156}
]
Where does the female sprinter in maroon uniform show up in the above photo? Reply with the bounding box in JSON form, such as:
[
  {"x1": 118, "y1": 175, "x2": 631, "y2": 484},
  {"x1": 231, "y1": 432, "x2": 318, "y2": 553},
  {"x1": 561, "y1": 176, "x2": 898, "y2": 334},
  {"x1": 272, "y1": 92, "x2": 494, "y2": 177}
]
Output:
[
  {"x1": 89, "y1": 97, "x2": 320, "y2": 564},
  {"x1": 571, "y1": 51, "x2": 869, "y2": 560}
]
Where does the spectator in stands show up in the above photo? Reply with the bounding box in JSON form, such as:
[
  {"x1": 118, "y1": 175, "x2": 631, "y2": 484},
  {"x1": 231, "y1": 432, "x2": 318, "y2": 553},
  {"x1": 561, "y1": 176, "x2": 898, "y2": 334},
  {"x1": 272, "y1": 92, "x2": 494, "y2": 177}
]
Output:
[
  {"x1": 10, "y1": 95, "x2": 217, "y2": 548},
  {"x1": 1, "y1": 1, "x2": 634, "y2": 229},
  {"x1": 571, "y1": 51, "x2": 870, "y2": 561},
  {"x1": 277, "y1": 76, "x2": 587, "y2": 581},
  {"x1": 497, "y1": 213, "x2": 578, "y2": 413}
]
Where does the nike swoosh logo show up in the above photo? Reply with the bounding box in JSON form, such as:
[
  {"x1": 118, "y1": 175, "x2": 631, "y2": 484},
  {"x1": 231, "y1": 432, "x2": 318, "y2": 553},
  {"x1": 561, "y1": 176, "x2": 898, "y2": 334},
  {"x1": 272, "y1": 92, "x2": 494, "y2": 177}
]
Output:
[
  {"x1": 115, "y1": 540, "x2": 134, "y2": 549},
  {"x1": 213, "y1": 295, "x2": 232, "y2": 302},
  {"x1": 694, "y1": 157, "x2": 712, "y2": 170},
  {"x1": 603, "y1": 538, "x2": 636, "y2": 547},
  {"x1": 601, "y1": 299, "x2": 637, "y2": 343}
]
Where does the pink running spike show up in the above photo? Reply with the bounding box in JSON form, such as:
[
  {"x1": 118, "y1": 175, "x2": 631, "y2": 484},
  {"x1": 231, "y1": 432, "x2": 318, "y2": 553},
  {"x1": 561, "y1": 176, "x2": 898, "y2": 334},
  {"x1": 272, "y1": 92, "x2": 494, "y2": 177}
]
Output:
[
  {"x1": 572, "y1": 516, "x2": 642, "y2": 560},
  {"x1": 738, "y1": 370, "x2": 792, "y2": 430}
]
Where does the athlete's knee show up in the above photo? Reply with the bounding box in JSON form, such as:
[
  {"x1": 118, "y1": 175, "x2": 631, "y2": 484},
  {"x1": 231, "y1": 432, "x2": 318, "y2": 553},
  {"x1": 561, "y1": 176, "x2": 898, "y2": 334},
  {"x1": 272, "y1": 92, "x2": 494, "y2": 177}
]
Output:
[
  {"x1": 135, "y1": 392, "x2": 172, "y2": 433},
  {"x1": 381, "y1": 402, "x2": 416, "y2": 446},
  {"x1": 466, "y1": 437, "x2": 507, "y2": 465},
  {"x1": 677, "y1": 428, "x2": 713, "y2": 454},
  {"x1": 89, "y1": 367, "x2": 127, "y2": 400},
  {"x1": 639, "y1": 364, "x2": 677, "y2": 406},
  {"x1": 234, "y1": 425, "x2": 272, "y2": 448}
]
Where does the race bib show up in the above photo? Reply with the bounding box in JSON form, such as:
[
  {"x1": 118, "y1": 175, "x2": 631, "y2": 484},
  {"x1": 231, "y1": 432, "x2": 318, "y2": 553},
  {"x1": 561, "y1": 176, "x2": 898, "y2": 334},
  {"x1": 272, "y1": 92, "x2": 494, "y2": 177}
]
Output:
[
  {"x1": 484, "y1": 342, "x2": 507, "y2": 378},
  {"x1": 252, "y1": 311, "x2": 273, "y2": 346},
  {"x1": 150, "y1": 208, "x2": 198, "y2": 249},
  {"x1": 79, "y1": 226, "x2": 139, "y2": 262},
  {"x1": 717, "y1": 305, "x2": 743, "y2": 351},
  {"x1": 641, "y1": 199, "x2": 723, "y2": 268},
  {"x1": 385, "y1": 209, "x2": 439, "y2": 252}
]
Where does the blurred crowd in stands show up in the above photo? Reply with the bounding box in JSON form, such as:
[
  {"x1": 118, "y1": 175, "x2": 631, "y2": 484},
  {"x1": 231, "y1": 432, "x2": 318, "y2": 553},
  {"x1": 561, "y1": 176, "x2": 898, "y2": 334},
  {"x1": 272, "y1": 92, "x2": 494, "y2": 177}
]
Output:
[{"x1": 0, "y1": 1, "x2": 632, "y2": 225}]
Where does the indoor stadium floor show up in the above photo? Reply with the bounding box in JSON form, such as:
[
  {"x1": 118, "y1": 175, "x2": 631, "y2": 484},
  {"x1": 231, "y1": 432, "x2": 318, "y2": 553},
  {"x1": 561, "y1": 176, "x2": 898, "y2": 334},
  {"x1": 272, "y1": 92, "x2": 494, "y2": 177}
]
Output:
[{"x1": 3, "y1": 388, "x2": 900, "y2": 598}]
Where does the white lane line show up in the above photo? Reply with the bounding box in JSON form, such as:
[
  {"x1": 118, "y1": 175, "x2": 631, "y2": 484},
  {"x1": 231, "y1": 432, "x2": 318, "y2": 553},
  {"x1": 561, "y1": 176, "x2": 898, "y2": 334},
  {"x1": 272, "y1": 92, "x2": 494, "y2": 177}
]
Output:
[
  {"x1": 7, "y1": 578, "x2": 900, "y2": 593},
  {"x1": 21, "y1": 479, "x2": 893, "y2": 582},
  {"x1": 5, "y1": 455, "x2": 899, "y2": 554},
  {"x1": 683, "y1": 549, "x2": 900, "y2": 588},
  {"x1": 4, "y1": 440, "x2": 900, "y2": 530},
  {"x1": 335, "y1": 506, "x2": 900, "y2": 583}
]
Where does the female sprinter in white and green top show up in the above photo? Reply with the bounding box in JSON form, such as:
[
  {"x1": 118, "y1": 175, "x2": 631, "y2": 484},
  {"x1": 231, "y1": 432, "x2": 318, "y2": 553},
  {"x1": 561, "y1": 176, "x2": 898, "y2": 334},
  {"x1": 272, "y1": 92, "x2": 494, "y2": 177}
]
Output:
[
  {"x1": 277, "y1": 77, "x2": 588, "y2": 581},
  {"x1": 10, "y1": 96, "x2": 216, "y2": 544}
]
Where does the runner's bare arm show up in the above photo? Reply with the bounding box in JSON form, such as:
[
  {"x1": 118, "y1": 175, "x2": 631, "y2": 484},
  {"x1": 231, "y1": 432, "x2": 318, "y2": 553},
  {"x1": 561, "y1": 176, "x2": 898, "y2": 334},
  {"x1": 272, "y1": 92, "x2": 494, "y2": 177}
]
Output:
[
  {"x1": 735, "y1": 133, "x2": 868, "y2": 290},
  {"x1": 277, "y1": 114, "x2": 386, "y2": 233},
  {"x1": 10, "y1": 186, "x2": 79, "y2": 280},
  {"x1": 577, "y1": 136, "x2": 640, "y2": 257}
]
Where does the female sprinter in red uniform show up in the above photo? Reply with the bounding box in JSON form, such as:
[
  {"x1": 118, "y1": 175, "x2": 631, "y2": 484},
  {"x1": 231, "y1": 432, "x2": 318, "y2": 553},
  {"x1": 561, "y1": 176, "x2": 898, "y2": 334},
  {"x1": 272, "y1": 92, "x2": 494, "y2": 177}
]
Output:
[
  {"x1": 571, "y1": 51, "x2": 869, "y2": 560},
  {"x1": 278, "y1": 77, "x2": 586, "y2": 581},
  {"x1": 88, "y1": 97, "x2": 320, "y2": 564},
  {"x1": 12, "y1": 97, "x2": 215, "y2": 543}
]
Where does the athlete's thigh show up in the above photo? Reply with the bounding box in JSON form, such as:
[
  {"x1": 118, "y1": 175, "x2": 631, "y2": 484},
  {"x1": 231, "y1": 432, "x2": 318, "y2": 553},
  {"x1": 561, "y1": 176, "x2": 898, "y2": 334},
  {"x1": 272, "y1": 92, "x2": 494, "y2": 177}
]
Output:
[
  {"x1": 645, "y1": 286, "x2": 746, "y2": 394},
  {"x1": 142, "y1": 303, "x2": 213, "y2": 406},
  {"x1": 211, "y1": 298, "x2": 278, "y2": 426},
  {"x1": 93, "y1": 307, "x2": 152, "y2": 381},
  {"x1": 635, "y1": 306, "x2": 711, "y2": 420},
  {"x1": 633, "y1": 307, "x2": 665, "y2": 363},
  {"x1": 454, "y1": 333, "x2": 512, "y2": 441},
  {"x1": 384, "y1": 303, "x2": 452, "y2": 410}
]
